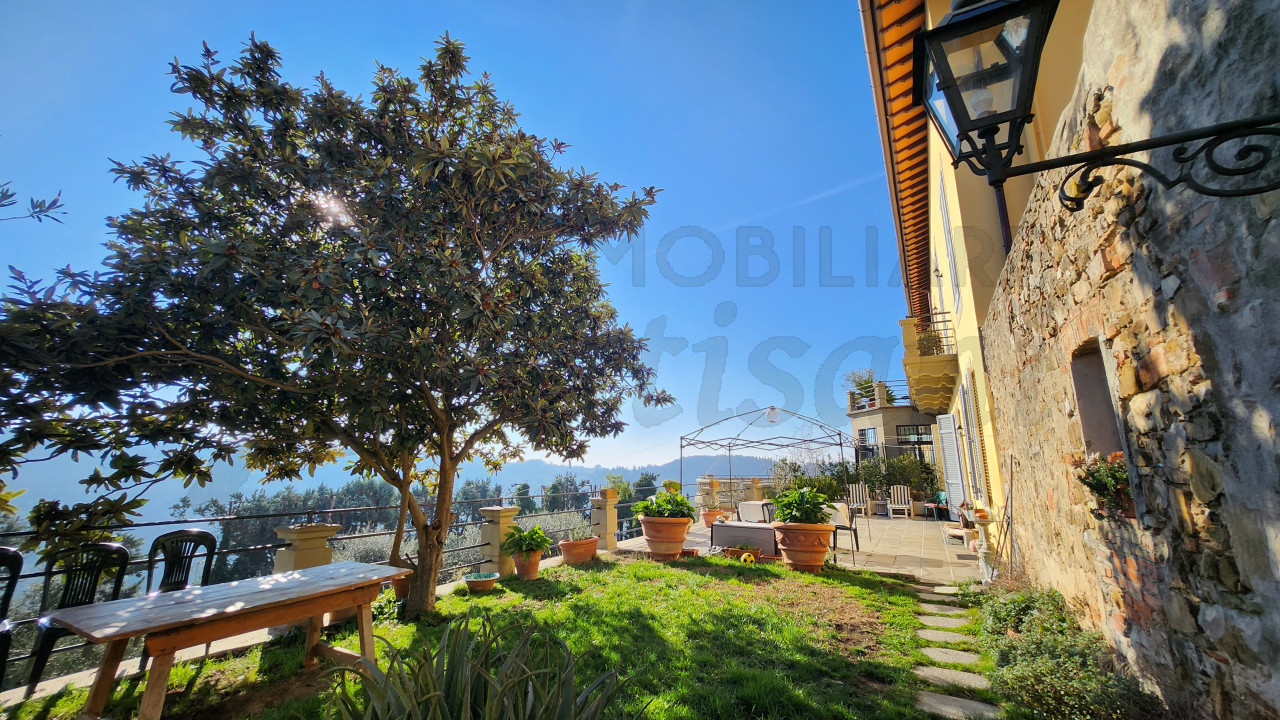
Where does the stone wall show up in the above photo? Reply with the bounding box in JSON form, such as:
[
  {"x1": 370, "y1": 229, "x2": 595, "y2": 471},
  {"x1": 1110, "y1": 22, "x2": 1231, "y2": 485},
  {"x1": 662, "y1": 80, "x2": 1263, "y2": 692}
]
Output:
[{"x1": 981, "y1": 2, "x2": 1280, "y2": 718}]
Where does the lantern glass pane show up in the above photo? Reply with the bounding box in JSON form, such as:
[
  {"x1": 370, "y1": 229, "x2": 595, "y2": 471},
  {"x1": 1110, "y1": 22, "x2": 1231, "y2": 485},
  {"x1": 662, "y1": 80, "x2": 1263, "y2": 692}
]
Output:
[
  {"x1": 923, "y1": 66, "x2": 961, "y2": 155},
  {"x1": 940, "y1": 12, "x2": 1032, "y2": 122}
]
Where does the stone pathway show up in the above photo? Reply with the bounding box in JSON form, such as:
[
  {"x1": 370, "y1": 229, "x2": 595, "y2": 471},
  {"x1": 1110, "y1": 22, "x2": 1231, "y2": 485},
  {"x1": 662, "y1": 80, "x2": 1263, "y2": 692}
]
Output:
[{"x1": 910, "y1": 585, "x2": 1002, "y2": 719}]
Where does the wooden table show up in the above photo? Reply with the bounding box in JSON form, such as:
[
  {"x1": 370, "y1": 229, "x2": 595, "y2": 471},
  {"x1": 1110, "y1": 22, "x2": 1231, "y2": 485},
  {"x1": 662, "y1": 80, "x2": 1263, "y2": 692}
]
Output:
[{"x1": 45, "y1": 561, "x2": 409, "y2": 720}]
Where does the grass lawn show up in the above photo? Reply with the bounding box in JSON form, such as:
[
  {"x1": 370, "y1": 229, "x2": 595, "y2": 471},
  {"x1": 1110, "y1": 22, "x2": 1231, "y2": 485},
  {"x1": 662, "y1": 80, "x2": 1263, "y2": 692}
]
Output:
[{"x1": 5, "y1": 554, "x2": 972, "y2": 720}]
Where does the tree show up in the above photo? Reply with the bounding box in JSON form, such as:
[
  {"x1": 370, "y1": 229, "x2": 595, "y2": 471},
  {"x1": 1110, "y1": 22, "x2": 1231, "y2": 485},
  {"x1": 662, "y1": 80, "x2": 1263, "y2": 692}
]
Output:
[
  {"x1": 545, "y1": 472, "x2": 588, "y2": 512},
  {"x1": 0, "y1": 36, "x2": 668, "y2": 614},
  {"x1": 0, "y1": 182, "x2": 65, "y2": 224},
  {"x1": 634, "y1": 472, "x2": 658, "y2": 500},
  {"x1": 454, "y1": 478, "x2": 502, "y2": 522},
  {"x1": 842, "y1": 367, "x2": 898, "y2": 406},
  {"x1": 604, "y1": 472, "x2": 634, "y2": 521},
  {"x1": 511, "y1": 482, "x2": 537, "y2": 515}
]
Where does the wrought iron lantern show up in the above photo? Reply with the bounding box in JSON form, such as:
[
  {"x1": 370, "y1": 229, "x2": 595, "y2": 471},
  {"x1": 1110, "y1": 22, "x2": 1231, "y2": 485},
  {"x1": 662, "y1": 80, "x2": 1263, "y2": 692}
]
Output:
[
  {"x1": 913, "y1": 0, "x2": 1280, "y2": 252},
  {"x1": 914, "y1": 0, "x2": 1058, "y2": 168}
]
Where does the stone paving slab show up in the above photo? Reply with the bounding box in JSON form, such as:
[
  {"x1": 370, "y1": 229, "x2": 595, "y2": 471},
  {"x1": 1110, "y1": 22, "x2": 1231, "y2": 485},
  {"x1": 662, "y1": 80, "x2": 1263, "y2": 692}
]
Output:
[
  {"x1": 920, "y1": 602, "x2": 968, "y2": 615},
  {"x1": 919, "y1": 592, "x2": 963, "y2": 603},
  {"x1": 917, "y1": 628, "x2": 973, "y2": 644},
  {"x1": 918, "y1": 614, "x2": 969, "y2": 628},
  {"x1": 916, "y1": 690, "x2": 1001, "y2": 719},
  {"x1": 913, "y1": 665, "x2": 992, "y2": 690},
  {"x1": 932, "y1": 585, "x2": 960, "y2": 595},
  {"x1": 922, "y1": 646, "x2": 981, "y2": 665}
]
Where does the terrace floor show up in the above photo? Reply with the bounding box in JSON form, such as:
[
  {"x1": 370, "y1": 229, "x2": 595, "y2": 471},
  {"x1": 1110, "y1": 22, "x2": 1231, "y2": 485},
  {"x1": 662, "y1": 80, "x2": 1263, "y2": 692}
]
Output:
[{"x1": 618, "y1": 514, "x2": 981, "y2": 586}]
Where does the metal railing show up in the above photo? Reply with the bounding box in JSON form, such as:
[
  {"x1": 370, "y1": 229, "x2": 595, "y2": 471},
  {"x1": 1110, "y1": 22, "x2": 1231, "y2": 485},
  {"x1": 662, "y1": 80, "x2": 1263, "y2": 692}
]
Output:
[{"x1": 910, "y1": 312, "x2": 957, "y2": 356}]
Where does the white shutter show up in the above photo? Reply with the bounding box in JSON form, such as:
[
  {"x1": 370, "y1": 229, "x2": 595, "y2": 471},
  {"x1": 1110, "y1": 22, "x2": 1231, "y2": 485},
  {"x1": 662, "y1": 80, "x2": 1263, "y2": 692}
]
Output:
[{"x1": 937, "y1": 414, "x2": 966, "y2": 518}]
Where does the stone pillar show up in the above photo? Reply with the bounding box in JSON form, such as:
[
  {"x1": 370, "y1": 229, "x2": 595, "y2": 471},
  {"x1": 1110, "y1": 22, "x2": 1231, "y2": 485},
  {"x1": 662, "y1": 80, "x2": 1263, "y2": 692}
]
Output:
[
  {"x1": 479, "y1": 506, "x2": 519, "y2": 577},
  {"x1": 274, "y1": 523, "x2": 341, "y2": 573},
  {"x1": 591, "y1": 488, "x2": 619, "y2": 550},
  {"x1": 900, "y1": 318, "x2": 921, "y2": 360},
  {"x1": 748, "y1": 478, "x2": 766, "y2": 501},
  {"x1": 873, "y1": 381, "x2": 889, "y2": 407},
  {"x1": 707, "y1": 479, "x2": 720, "y2": 509}
]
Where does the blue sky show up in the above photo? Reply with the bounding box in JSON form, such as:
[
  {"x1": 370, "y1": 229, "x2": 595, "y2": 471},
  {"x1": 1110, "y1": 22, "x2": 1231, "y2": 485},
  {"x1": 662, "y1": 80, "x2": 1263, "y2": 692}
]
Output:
[{"x1": 0, "y1": 1, "x2": 906, "y2": 482}]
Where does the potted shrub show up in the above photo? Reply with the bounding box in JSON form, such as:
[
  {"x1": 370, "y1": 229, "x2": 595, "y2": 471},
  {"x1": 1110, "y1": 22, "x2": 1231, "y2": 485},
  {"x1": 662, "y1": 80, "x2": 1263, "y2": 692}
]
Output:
[
  {"x1": 724, "y1": 543, "x2": 762, "y2": 561},
  {"x1": 633, "y1": 490, "x2": 697, "y2": 561},
  {"x1": 700, "y1": 507, "x2": 727, "y2": 527},
  {"x1": 771, "y1": 487, "x2": 836, "y2": 573},
  {"x1": 557, "y1": 525, "x2": 599, "y2": 565},
  {"x1": 462, "y1": 571, "x2": 500, "y2": 592},
  {"x1": 1072, "y1": 451, "x2": 1135, "y2": 519},
  {"x1": 502, "y1": 524, "x2": 552, "y2": 580}
]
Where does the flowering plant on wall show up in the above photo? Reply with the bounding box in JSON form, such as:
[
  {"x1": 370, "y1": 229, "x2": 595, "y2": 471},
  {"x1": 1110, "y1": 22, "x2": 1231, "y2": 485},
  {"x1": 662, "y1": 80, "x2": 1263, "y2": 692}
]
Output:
[{"x1": 1071, "y1": 451, "x2": 1133, "y2": 519}]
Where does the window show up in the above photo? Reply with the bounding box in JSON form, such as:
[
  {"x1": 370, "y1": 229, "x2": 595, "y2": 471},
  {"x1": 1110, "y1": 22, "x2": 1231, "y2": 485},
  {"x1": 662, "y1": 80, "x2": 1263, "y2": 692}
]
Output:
[
  {"x1": 939, "y1": 172, "x2": 962, "y2": 318},
  {"x1": 897, "y1": 425, "x2": 932, "y2": 444},
  {"x1": 858, "y1": 428, "x2": 878, "y2": 447},
  {"x1": 1071, "y1": 342, "x2": 1124, "y2": 455}
]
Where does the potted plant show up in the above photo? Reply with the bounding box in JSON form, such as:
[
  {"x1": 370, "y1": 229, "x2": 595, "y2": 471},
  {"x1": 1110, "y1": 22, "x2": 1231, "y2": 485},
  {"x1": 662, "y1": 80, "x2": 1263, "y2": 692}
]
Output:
[
  {"x1": 633, "y1": 490, "x2": 697, "y2": 561},
  {"x1": 557, "y1": 525, "x2": 599, "y2": 565},
  {"x1": 724, "y1": 543, "x2": 762, "y2": 561},
  {"x1": 502, "y1": 524, "x2": 552, "y2": 580},
  {"x1": 462, "y1": 571, "x2": 500, "y2": 592},
  {"x1": 771, "y1": 487, "x2": 836, "y2": 573},
  {"x1": 700, "y1": 506, "x2": 726, "y2": 527},
  {"x1": 1072, "y1": 451, "x2": 1135, "y2": 519}
]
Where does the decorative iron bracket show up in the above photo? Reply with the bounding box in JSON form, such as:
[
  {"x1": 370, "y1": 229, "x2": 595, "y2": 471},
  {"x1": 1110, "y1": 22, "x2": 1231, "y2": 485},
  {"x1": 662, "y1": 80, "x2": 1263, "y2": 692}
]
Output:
[{"x1": 996, "y1": 111, "x2": 1280, "y2": 212}]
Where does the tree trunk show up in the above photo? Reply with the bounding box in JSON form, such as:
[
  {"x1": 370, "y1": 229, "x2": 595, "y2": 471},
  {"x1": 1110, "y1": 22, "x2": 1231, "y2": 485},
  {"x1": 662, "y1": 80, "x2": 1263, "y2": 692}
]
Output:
[{"x1": 402, "y1": 450, "x2": 457, "y2": 618}]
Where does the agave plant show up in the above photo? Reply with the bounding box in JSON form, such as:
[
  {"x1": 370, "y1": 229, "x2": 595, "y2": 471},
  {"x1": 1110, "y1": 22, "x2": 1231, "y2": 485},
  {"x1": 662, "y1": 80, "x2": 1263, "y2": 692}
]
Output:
[{"x1": 327, "y1": 612, "x2": 646, "y2": 720}]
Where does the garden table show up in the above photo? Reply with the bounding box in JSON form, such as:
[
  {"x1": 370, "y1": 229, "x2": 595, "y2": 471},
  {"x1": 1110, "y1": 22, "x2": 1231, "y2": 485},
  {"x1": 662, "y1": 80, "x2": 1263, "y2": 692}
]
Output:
[{"x1": 43, "y1": 560, "x2": 408, "y2": 720}]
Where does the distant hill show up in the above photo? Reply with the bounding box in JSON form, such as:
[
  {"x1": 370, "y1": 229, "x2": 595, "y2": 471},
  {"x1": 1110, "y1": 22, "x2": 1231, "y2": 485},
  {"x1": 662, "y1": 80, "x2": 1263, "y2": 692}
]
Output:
[{"x1": 475, "y1": 454, "x2": 774, "y2": 493}]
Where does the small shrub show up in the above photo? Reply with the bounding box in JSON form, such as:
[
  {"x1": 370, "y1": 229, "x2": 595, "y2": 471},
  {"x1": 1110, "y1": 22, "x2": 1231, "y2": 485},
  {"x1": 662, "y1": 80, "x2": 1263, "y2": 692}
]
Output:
[
  {"x1": 327, "y1": 613, "x2": 645, "y2": 719},
  {"x1": 772, "y1": 488, "x2": 832, "y2": 524},
  {"x1": 502, "y1": 524, "x2": 552, "y2": 557},
  {"x1": 369, "y1": 588, "x2": 401, "y2": 624},
  {"x1": 632, "y1": 490, "x2": 697, "y2": 519}
]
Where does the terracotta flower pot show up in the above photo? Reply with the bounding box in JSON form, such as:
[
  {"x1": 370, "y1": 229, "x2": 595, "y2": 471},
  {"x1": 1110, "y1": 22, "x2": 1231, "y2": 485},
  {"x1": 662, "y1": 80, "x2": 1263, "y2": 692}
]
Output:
[
  {"x1": 513, "y1": 550, "x2": 542, "y2": 580},
  {"x1": 700, "y1": 509, "x2": 725, "y2": 527},
  {"x1": 558, "y1": 536, "x2": 599, "y2": 564},
  {"x1": 638, "y1": 515, "x2": 692, "y2": 561},
  {"x1": 391, "y1": 575, "x2": 410, "y2": 599},
  {"x1": 772, "y1": 521, "x2": 836, "y2": 573},
  {"x1": 463, "y1": 572, "x2": 499, "y2": 592}
]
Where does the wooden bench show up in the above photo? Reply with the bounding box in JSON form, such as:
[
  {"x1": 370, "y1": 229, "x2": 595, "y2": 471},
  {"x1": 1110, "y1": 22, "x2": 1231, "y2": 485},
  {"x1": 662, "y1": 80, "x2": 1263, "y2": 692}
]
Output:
[{"x1": 44, "y1": 561, "x2": 408, "y2": 720}]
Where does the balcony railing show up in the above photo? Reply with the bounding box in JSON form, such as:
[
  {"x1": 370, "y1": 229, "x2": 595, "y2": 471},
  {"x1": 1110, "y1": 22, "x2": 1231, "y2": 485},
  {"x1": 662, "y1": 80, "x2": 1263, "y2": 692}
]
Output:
[
  {"x1": 846, "y1": 379, "x2": 912, "y2": 413},
  {"x1": 908, "y1": 313, "x2": 956, "y2": 357}
]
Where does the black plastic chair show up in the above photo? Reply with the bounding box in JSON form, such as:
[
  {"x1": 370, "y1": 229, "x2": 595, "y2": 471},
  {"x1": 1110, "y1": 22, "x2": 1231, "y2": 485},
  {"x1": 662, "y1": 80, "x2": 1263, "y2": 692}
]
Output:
[
  {"x1": 138, "y1": 529, "x2": 216, "y2": 670},
  {"x1": 0, "y1": 547, "x2": 23, "y2": 687},
  {"x1": 25, "y1": 543, "x2": 129, "y2": 698}
]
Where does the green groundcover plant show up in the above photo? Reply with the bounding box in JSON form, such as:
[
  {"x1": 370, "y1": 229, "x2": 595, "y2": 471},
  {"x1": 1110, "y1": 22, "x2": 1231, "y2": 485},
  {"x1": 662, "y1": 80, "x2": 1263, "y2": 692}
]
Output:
[{"x1": 631, "y1": 490, "x2": 696, "y2": 519}]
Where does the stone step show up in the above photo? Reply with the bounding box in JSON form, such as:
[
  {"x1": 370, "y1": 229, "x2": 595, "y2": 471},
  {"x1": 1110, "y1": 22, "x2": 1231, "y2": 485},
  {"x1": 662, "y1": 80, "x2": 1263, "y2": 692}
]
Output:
[
  {"x1": 916, "y1": 628, "x2": 972, "y2": 644},
  {"x1": 916, "y1": 690, "x2": 1001, "y2": 719},
  {"x1": 919, "y1": 592, "x2": 963, "y2": 603},
  {"x1": 920, "y1": 602, "x2": 968, "y2": 616},
  {"x1": 918, "y1": 615, "x2": 968, "y2": 629},
  {"x1": 921, "y1": 646, "x2": 981, "y2": 665},
  {"x1": 913, "y1": 665, "x2": 991, "y2": 690},
  {"x1": 932, "y1": 586, "x2": 960, "y2": 595}
]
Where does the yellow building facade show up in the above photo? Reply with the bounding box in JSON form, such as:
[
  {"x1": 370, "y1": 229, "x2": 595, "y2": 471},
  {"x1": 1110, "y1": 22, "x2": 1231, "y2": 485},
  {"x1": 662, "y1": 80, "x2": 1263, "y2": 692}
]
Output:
[{"x1": 859, "y1": 0, "x2": 1093, "y2": 515}]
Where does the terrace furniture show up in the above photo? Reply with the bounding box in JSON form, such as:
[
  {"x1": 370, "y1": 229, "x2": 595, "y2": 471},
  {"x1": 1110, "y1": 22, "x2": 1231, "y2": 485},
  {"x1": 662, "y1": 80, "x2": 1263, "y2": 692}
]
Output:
[
  {"x1": 923, "y1": 492, "x2": 949, "y2": 521},
  {"x1": 26, "y1": 543, "x2": 130, "y2": 698},
  {"x1": 0, "y1": 547, "x2": 22, "y2": 687},
  {"x1": 826, "y1": 503, "x2": 859, "y2": 552},
  {"x1": 710, "y1": 520, "x2": 778, "y2": 556},
  {"x1": 138, "y1": 529, "x2": 218, "y2": 670},
  {"x1": 887, "y1": 485, "x2": 913, "y2": 519},
  {"x1": 44, "y1": 561, "x2": 407, "y2": 720},
  {"x1": 736, "y1": 500, "x2": 775, "y2": 523},
  {"x1": 847, "y1": 483, "x2": 870, "y2": 518}
]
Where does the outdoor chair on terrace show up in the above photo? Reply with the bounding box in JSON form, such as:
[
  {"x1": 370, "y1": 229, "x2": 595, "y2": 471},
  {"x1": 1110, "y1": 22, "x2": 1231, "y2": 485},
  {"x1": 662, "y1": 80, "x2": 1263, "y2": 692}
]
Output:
[
  {"x1": 139, "y1": 529, "x2": 217, "y2": 670},
  {"x1": 826, "y1": 503, "x2": 858, "y2": 552},
  {"x1": 736, "y1": 499, "x2": 775, "y2": 523},
  {"x1": 887, "y1": 485, "x2": 913, "y2": 519},
  {"x1": 26, "y1": 543, "x2": 129, "y2": 698},
  {"x1": 923, "y1": 491, "x2": 949, "y2": 521},
  {"x1": 0, "y1": 547, "x2": 22, "y2": 687},
  {"x1": 847, "y1": 483, "x2": 869, "y2": 518}
]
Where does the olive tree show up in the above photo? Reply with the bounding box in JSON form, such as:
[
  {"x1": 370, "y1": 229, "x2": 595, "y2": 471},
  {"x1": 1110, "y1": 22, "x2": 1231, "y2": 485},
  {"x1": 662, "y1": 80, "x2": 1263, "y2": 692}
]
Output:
[{"x1": 0, "y1": 35, "x2": 668, "y2": 614}]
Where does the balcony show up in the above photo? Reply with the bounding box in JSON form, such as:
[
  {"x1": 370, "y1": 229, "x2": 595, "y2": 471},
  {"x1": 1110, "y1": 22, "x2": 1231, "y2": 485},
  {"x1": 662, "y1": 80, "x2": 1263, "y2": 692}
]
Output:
[{"x1": 900, "y1": 313, "x2": 959, "y2": 415}]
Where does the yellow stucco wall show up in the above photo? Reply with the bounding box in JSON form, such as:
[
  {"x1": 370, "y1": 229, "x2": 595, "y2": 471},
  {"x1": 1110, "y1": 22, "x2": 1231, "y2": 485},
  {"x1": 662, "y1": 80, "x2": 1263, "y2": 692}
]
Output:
[{"x1": 919, "y1": 0, "x2": 1095, "y2": 511}]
